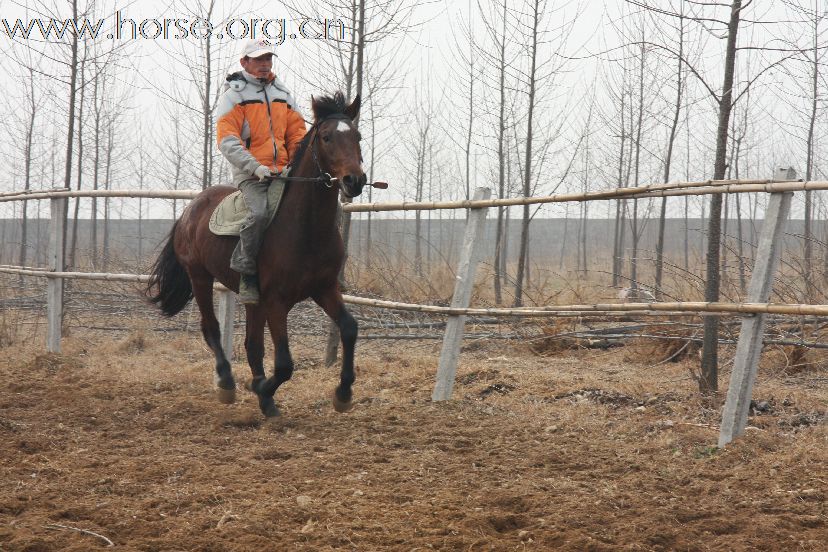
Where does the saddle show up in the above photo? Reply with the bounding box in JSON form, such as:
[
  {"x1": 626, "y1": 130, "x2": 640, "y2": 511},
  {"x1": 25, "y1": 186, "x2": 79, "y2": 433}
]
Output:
[{"x1": 208, "y1": 180, "x2": 287, "y2": 236}]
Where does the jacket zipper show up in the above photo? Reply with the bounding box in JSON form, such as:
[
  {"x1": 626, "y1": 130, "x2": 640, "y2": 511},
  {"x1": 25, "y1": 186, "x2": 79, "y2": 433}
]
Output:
[{"x1": 261, "y1": 84, "x2": 279, "y2": 166}]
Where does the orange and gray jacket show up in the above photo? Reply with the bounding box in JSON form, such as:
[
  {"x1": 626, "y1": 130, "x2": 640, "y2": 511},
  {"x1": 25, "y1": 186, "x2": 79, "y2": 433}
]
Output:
[{"x1": 216, "y1": 70, "x2": 307, "y2": 186}]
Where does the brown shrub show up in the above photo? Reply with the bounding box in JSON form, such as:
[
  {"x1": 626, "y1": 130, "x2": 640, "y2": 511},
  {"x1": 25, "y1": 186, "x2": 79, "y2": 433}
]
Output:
[
  {"x1": 527, "y1": 319, "x2": 579, "y2": 356},
  {"x1": 624, "y1": 324, "x2": 701, "y2": 364}
]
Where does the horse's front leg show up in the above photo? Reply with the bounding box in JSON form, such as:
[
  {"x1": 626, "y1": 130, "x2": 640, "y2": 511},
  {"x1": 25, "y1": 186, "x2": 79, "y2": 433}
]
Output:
[
  {"x1": 313, "y1": 287, "x2": 357, "y2": 413},
  {"x1": 244, "y1": 305, "x2": 279, "y2": 417}
]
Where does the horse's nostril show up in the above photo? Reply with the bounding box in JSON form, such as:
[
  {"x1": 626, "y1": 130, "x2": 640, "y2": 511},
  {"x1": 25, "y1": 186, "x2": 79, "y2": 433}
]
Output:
[{"x1": 343, "y1": 174, "x2": 354, "y2": 186}]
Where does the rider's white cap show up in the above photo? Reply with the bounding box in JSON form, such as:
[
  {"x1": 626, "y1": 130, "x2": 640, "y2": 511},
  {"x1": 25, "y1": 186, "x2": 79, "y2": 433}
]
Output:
[{"x1": 241, "y1": 38, "x2": 274, "y2": 58}]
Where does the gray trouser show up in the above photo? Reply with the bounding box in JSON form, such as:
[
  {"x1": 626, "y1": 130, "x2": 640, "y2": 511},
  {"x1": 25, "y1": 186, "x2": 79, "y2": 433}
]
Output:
[{"x1": 230, "y1": 178, "x2": 269, "y2": 275}]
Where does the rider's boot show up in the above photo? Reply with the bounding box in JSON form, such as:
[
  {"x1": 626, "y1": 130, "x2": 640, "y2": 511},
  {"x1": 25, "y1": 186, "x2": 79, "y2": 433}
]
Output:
[{"x1": 238, "y1": 273, "x2": 260, "y2": 305}]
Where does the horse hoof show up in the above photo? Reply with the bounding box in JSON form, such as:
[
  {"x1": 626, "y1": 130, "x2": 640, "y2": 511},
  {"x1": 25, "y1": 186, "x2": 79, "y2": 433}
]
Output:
[
  {"x1": 259, "y1": 396, "x2": 281, "y2": 418},
  {"x1": 216, "y1": 387, "x2": 236, "y2": 404},
  {"x1": 332, "y1": 390, "x2": 354, "y2": 413}
]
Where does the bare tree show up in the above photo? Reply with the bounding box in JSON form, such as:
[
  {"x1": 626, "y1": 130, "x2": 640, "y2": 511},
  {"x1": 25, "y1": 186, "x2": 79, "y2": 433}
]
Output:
[
  {"x1": 776, "y1": 0, "x2": 828, "y2": 298},
  {"x1": 576, "y1": 94, "x2": 597, "y2": 276},
  {"x1": 697, "y1": 0, "x2": 745, "y2": 393},
  {"x1": 156, "y1": 101, "x2": 195, "y2": 221},
  {"x1": 3, "y1": 0, "x2": 128, "y2": 287},
  {"x1": 476, "y1": 0, "x2": 518, "y2": 304},
  {"x1": 6, "y1": 56, "x2": 46, "y2": 275},
  {"x1": 511, "y1": 0, "x2": 543, "y2": 307},
  {"x1": 68, "y1": 44, "x2": 88, "y2": 270},
  {"x1": 654, "y1": 5, "x2": 687, "y2": 298},
  {"x1": 627, "y1": 0, "x2": 800, "y2": 393},
  {"x1": 145, "y1": 0, "x2": 242, "y2": 191},
  {"x1": 87, "y1": 59, "x2": 131, "y2": 269}
]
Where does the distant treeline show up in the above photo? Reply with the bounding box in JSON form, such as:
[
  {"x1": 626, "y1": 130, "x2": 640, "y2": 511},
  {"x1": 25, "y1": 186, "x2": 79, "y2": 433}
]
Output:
[{"x1": 1, "y1": 217, "x2": 815, "y2": 271}]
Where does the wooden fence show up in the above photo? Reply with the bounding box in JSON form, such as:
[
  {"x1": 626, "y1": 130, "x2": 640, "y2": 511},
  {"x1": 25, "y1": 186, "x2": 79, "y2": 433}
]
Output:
[{"x1": 0, "y1": 170, "x2": 819, "y2": 447}]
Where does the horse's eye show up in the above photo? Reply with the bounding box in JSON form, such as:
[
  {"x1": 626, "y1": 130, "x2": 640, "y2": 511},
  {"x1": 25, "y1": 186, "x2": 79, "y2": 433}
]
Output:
[{"x1": 322, "y1": 134, "x2": 331, "y2": 143}]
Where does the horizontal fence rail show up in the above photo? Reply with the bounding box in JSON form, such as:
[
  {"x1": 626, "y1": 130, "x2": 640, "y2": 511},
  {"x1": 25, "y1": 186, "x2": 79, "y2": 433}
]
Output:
[
  {"x1": 3, "y1": 178, "x2": 828, "y2": 211},
  {"x1": 1, "y1": 264, "x2": 825, "y2": 317},
  {"x1": 344, "y1": 179, "x2": 826, "y2": 212}
]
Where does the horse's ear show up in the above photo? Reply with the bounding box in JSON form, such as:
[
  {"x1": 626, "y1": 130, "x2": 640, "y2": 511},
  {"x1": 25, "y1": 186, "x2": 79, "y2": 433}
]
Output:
[{"x1": 345, "y1": 94, "x2": 361, "y2": 120}]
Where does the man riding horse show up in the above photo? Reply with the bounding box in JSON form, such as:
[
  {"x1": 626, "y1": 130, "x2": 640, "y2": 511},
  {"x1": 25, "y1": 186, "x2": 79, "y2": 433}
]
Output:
[{"x1": 216, "y1": 38, "x2": 307, "y2": 304}]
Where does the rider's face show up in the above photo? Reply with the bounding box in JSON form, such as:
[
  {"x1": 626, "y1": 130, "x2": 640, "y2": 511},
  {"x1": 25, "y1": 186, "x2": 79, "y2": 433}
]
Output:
[{"x1": 241, "y1": 54, "x2": 273, "y2": 79}]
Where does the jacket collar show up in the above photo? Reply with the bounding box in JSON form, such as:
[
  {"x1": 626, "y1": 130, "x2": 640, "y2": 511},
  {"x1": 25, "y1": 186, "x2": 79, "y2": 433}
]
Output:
[{"x1": 240, "y1": 70, "x2": 275, "y2": 86}]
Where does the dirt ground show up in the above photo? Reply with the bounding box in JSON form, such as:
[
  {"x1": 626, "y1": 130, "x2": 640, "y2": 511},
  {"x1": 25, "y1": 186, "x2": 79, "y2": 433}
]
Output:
[{"x1": 0, "y1": 324, "x2": 825, "y2": 551}]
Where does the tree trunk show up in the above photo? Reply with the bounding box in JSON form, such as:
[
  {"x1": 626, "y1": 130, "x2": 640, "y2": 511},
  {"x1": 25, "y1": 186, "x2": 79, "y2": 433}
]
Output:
[
  {"x1": 630, "y1": 40, "x2": 645, "y2": 294},
  {"x1": 655, "y1": 14, "x2": 684, "y2": 297},
  {"x1": 700, "y1": 0, "x2": 743, "y2": 395},
  {"x1": 559, "y1": 205, "x2": 569, "y2": 269},
  {"x1": 414, "y1": 145, "x2": 424, "y2": 277},
  {"x1": 684, "y1": 197, "x2": 689, "y2": 270},
  {"x1": 138, "y1": 164, "x2": 144, "y2": 265},
  {"x1": 91, "y1": 73, "x2": 101, "y2": 269},
  {"x1": 493, "y1": 1, "x2": 508, "y2": 305},
  {"x1": 736, "y1": 189, "x2": 746, "y2": 294},
  {"x1": 19, "y1": 67, "x2": 37, "y2": 281},
  {"x1": 804, "y1": 14, "x2": 818, "y2": 299},
  {"x1": 69, "y1": 50, "x2": 86, "y2": 271},
  {"x1": 611, "y1": 81, "x2": 627, "y2": 288},
  {"x1": 502, "y1": 206, "x2": 509, "y2": 281},
  {"x1": 513, "y1": 0, "x2": 540, "y2": 307},
  {"x1": 102, "y1": 116, "x2": 113, "y2": 269},
  {"x1": 581, "y1": 202, "x2": 588, "y2": 274},
  {"x1": 61, "y1": 0, "x2": 79, "y2": 287},
  {"x1": 201, "y1": 33, "x2": 212, "y2": 190},
  {"x1": 365, "y1": 90, "x2": 377, "y2": 269}
]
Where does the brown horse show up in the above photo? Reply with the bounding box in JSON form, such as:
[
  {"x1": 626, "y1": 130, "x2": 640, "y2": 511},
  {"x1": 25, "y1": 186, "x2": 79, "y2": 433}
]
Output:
[{"x1": 146, "y1": 92, "x2": 366, "y2": 417}]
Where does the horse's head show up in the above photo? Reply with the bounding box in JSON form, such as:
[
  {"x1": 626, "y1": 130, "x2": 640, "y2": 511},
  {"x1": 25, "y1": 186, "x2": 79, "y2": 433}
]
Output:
[{"x1": 309, "y1": 92, "x2": 366, "y2": 199}]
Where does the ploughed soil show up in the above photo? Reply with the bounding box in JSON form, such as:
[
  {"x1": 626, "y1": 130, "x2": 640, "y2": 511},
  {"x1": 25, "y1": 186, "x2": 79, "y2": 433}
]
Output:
[{"x1": 0, "y1": 327, "x2": 825, "y2": 551}]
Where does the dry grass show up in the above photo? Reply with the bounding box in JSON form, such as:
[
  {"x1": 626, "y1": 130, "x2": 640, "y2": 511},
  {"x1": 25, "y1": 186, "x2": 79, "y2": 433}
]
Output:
[
  {"x1": 0, "y1": 312, "x2": 16, "y2": 349},
  {"x1": 0, "y1": 325, "x2": 825, "y2": 550}
]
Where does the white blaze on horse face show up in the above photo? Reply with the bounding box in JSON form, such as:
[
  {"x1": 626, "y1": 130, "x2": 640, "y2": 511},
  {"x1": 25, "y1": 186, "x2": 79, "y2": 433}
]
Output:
[{"x1": 336, "y1": 120, "x2": 351, "y2": 132}]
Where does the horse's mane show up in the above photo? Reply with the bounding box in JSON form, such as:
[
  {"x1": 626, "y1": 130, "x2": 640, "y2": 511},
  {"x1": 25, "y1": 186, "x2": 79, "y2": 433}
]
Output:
[{"x1": 288, "y1": 92, "x2": 350, "y2": 172}]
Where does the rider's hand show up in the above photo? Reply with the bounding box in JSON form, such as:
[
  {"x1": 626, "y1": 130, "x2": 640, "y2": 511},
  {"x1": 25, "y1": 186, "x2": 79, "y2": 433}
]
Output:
[{"x1": 254, "y1": 165, "x2": 272, "y2": 181}]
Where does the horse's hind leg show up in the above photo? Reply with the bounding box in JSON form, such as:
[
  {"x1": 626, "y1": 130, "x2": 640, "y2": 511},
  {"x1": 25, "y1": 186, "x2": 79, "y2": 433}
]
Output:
[
  {"x1": 191, "y1": 274, "x2": 236, "y2": 403},
  {"x1": 244, "y1": 305, "x2": 280, "y2": 417},
  {"x1": 313, "y1": 288, "x2": 357, "y2": 413}
]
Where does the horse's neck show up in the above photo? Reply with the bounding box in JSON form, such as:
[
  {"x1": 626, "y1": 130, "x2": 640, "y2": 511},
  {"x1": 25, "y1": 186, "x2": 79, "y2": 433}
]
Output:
[{"x1": 283, "y1": 159, "x2": 341, "y2": 242}]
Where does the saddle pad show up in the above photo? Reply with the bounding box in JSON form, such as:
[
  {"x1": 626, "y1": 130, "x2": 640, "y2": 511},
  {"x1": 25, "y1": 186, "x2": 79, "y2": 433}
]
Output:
[{"x1": 209, "y1": 180, "x2": 286, "y2": 236}]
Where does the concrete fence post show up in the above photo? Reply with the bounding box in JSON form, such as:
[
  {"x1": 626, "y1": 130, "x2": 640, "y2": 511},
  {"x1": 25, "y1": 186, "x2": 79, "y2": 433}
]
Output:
[
  {"x1": 719, "y1": 167, "x2": 796, "y2": 447},
  {"x1": 47, "y1": 190, "x2": 68, "y2": 353},
  {"x1": 432, "y1": 186, "x2": 492, "y2": 401},
  {"x1": 217, "y1": 289, "x2": 236, "y2": 361}
]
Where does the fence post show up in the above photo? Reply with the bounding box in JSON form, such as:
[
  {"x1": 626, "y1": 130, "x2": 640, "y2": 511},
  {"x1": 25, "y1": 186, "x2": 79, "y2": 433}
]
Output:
[
  {"x1": 217, "y1": 289, "x2": 235, "y2": 361},
  {"x1": 718, "y1": 167, "x2": 796, "y2": 447},
  {"x1": 47, "y1": 190, "x2": 67, "y2": 353},
  {"x1": 432, "y1": 186, "x2": 491, "y2": 401}
]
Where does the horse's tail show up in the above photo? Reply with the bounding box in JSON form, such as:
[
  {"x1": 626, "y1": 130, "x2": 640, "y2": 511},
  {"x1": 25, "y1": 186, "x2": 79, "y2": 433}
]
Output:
[{"x1": 146, "y1": 221, "x2": 193, "y2": 317}]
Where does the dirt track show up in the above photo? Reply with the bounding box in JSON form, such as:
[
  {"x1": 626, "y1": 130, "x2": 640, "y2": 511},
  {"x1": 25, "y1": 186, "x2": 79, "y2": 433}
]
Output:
[{"x1": 0, "y1": 329, "x2": 825, "y2": 551}]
